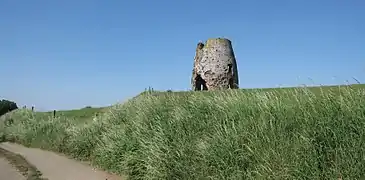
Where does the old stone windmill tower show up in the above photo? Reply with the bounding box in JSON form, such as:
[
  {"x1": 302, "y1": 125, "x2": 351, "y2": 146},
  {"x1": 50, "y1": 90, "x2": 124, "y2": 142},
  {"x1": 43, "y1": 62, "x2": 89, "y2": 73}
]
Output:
[{"x1": 191, "y1": 38, "x2": 239, "y2": 91}]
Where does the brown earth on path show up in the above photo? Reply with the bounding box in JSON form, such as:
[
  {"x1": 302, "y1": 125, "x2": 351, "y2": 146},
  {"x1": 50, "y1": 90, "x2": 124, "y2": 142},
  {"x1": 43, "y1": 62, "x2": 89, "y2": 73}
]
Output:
[
  {"x1": 0, "y1": 145, "x2": 44, "y2": 180},
  {"x1": 0, "y1": 157, "x2": 27, "y2": 180},
  {"x1": 0, "y1": 142, "x2": 126, "y2": 180}
]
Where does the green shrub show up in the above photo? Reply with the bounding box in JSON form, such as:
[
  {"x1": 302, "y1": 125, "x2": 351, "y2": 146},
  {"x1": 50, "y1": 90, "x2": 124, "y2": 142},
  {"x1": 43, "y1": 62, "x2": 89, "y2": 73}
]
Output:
[{"x1": 0, "y1": 99, "x2": 18, "y2": 117}]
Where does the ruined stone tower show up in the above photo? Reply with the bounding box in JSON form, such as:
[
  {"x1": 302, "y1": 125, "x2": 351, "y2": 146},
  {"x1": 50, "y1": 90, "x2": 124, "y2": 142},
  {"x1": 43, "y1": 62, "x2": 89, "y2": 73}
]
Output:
[{"x1": 191, "y1": 38, "x2": 239, "y2": 91}]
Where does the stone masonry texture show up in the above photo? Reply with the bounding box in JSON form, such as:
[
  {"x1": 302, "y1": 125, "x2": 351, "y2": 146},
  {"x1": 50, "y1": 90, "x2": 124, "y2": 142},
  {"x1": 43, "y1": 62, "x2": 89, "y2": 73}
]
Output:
[{"x1": 191, "y1": 38, "x2": 239, "y2": 90}]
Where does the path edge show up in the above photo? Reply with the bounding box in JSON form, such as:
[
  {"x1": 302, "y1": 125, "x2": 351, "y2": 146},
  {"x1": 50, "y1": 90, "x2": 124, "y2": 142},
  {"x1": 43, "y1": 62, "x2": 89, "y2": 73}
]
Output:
[{"x1": 0, "y1": 145, "x2": 47, "y2": 180}]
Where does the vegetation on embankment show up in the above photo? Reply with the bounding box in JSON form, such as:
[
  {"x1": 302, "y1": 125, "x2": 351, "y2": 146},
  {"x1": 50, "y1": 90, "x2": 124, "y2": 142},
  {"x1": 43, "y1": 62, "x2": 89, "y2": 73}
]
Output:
[{"x1": 1, "y1": 84, "x2": 365, "y2": 179}]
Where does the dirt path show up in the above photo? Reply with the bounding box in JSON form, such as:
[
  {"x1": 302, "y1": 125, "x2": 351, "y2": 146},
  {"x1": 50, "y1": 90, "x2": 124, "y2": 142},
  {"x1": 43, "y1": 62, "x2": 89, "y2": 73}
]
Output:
[
  {"x1": 0, "y1": 157, "x2": 26, "y2": 180},
  {"x1": 0, "y1": 142, "x2": 125, "y2": 180}
]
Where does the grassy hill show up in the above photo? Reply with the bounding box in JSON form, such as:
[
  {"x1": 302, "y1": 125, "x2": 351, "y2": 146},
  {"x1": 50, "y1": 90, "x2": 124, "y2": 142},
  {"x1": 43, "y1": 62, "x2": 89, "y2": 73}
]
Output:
[
  {"x1": 1, "y1": 84, "x2": 365, "y2": 179},
  {"x1": 42, "y1": 83, "x2": 365, "y2": 117},
  {"x1": 44, "y1": 106, "x2": 107, "y2": 120}
]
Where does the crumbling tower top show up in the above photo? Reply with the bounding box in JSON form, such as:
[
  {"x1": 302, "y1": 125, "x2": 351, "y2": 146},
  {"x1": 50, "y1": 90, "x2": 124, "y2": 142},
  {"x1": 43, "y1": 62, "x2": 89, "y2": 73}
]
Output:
[{"x1": 191, "y1": 38, "x2": 239, "y2": 91}]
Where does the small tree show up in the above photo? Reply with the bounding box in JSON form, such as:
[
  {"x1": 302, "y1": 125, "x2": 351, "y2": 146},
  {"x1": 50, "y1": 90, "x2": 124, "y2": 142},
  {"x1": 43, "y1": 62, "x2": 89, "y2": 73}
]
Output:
[{"x1": 0, "y1": 99, "x2": 18, "y2": 116}]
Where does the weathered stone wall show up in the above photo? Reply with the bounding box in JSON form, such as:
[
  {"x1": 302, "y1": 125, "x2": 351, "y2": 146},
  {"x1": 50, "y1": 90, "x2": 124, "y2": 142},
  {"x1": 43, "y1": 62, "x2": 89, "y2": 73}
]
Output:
[{"x1": 191, "y1": 38, "x2": 239, "y2": 91}]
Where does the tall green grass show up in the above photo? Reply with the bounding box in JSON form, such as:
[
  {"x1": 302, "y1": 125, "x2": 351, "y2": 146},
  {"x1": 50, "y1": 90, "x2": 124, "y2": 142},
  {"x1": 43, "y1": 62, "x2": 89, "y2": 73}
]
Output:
[{"x1": 1, "y1": 86, "x2": 365, "y2": 179}]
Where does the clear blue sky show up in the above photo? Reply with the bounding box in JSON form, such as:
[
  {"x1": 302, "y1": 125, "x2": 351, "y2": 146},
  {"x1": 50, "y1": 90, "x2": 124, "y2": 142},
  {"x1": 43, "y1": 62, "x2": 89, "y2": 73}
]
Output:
[{"x1": 1, "y1": 0, "x2": 364, "y2": 111}]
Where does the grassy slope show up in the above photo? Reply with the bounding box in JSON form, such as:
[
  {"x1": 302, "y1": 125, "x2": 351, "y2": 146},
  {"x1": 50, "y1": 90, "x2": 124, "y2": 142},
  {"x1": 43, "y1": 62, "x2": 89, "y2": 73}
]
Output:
[
  {"x1": 36, "y1": 84, "x2": 365, "y2": 115},
  {"x1": 1, "y1": 84, "x2": 365, "y2": 179},
  {"x1": 43, "y1": 107, "x2": 106, "y2": 118}
]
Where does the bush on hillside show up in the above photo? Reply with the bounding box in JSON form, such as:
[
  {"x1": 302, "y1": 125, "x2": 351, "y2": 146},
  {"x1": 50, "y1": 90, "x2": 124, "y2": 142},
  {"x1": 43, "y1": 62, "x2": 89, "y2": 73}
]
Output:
[{"x1": 0, "y1": 99, "x2": 18, "y2": 117}]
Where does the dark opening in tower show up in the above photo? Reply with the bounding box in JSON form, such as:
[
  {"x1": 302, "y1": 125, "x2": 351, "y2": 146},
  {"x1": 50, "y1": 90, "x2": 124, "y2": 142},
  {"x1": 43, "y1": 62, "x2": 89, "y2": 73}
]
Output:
[
  {"x1": 194, "y1": 74, "x2": 208, "y2": 91},
  {"x1": 229, "y1": 78, "x2": 234, "y2": 89},
  {"x1": 227, "y1": 63, "x2": 234, "y2": 89}
]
